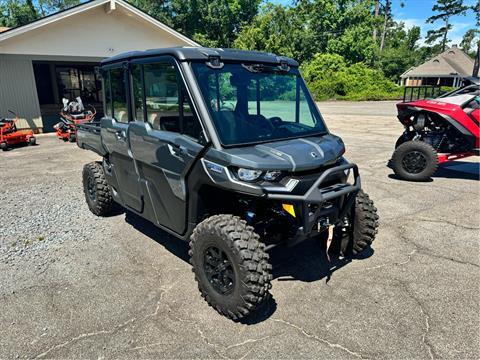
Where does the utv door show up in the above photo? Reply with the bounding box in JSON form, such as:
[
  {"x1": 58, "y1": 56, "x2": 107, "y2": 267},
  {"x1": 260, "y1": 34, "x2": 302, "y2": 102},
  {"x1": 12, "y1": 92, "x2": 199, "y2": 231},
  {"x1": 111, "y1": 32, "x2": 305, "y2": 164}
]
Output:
[
  {"x1": 101, "y1": 65, "x2": 143, "y2": 212},
  {"x1": 127, "y1": 59, "x2": 205, "y2": 235}
]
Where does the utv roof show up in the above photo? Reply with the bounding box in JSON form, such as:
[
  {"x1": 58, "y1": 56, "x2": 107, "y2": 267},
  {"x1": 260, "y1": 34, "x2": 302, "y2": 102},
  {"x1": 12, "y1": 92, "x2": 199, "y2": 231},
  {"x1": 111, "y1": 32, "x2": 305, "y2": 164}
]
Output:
[{"x1": 101, "y1": 47, "x2": 299, "y2": 67}]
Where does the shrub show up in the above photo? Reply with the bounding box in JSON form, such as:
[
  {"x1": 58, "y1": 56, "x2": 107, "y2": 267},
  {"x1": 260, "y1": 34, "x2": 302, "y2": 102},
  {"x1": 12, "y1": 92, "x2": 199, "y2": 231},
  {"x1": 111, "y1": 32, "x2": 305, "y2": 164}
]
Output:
[{"x1": 302, "y1": 53, "x2": 404, "y2": 101}]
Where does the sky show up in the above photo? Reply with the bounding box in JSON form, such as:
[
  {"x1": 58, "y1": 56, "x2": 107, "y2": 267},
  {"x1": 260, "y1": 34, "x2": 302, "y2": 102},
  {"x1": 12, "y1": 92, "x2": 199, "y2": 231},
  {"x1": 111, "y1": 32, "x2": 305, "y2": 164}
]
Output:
[{"x1": 272, "y1": 0, "x2": 478, "y2": 47}]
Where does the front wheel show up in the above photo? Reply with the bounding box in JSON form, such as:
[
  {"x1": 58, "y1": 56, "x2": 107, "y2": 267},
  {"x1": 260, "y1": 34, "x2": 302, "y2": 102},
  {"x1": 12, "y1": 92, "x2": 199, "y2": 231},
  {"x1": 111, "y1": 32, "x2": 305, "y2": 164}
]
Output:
[
  {"x1": 391, "y1": 140, "x2": 438, "y2": 181},
  {"x1": 348, "y1": 190, "x2": 379, "y2": 255},
  {"x1": 82, "y1": 162, "x2": 113, "y2": 216},
  {"x1": 189, "y1": 215, "x2": 272, "y2": 321}
]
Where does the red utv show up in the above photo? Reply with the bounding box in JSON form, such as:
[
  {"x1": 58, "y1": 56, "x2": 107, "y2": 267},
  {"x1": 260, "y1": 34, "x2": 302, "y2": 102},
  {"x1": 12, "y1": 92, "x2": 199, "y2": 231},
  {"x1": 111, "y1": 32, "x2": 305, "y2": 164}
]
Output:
[
  {"x1": 390, "y1": 77, "x2": 479, "y2": 181},
  {"x1": 54, "y1": 97, "x2": 96, "y2": 142},
  {"x1": 0, "y1": 110, "x2": 36, "y2": 151}
]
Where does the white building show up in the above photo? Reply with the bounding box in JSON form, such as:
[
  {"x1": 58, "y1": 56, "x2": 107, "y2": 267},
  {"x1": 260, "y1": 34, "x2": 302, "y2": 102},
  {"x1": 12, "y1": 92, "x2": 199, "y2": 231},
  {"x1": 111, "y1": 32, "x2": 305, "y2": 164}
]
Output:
[{"x1": 0, "y1": 0, "x2": 197, "y2": 132}]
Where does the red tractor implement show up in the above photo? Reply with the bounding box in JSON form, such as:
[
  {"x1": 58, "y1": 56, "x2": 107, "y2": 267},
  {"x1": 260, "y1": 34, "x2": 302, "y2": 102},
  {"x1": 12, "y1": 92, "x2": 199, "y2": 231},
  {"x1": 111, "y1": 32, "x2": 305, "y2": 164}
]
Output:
[
  {"x1": 390, "y1": 77, "x2": 479, "y2": 181},
  {"x1": 0, "y1": 110, "x2": 36, "y2": 151},
  {"x1": 54, "y1": 97, "x2": 96, "y2": 142}
]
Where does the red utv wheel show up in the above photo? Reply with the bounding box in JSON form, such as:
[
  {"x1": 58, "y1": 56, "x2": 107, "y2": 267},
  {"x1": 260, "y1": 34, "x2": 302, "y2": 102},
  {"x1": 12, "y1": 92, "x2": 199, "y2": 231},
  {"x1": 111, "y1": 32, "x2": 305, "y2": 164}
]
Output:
[{"x1": 391, "y1": 141, "x2": 438, "y2": 181}]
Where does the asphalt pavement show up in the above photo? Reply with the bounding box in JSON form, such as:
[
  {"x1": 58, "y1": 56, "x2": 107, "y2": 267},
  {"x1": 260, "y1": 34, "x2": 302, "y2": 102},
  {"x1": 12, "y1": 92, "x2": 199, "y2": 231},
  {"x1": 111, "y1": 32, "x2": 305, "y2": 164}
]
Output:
[{"x1": 0, "y1": 101, "x2": 478, "y2": 359}]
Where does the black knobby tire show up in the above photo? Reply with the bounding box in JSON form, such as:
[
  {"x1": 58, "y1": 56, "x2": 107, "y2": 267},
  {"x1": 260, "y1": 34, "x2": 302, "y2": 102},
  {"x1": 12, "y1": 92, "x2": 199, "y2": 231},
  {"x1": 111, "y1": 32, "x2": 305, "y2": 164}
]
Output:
[
  {"x1": 28, "y1": 137, "x2": 36, "y2": 146},
  {"x1": 347, "y1": 190, "x2": 379, "y2": 256},
  {"x1": 0, "y1": 142, "x2": 7, "y2": 151},
  {"x1": 395, "y1": 134, "x2": 409, "y2": 149},
  {"x1": 391, "y1": 141, "x2": 438, "y2": 181},
  {"x1": 82, "y1": 162, "x2": 113, "y2": 216},
  {"x1": 189, "y1": 214, "x2": 272, "y2": 320},
  {"x1": 68, "y1": 134, "x2": 76, "y2": 142}
]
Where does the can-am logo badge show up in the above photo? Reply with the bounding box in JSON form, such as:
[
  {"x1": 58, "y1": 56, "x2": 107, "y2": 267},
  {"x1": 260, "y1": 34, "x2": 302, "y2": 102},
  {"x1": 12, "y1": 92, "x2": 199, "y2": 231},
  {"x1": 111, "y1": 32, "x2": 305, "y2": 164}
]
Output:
[{"x1": 311, "y1": 152, "x2": 318, "y2": 158}]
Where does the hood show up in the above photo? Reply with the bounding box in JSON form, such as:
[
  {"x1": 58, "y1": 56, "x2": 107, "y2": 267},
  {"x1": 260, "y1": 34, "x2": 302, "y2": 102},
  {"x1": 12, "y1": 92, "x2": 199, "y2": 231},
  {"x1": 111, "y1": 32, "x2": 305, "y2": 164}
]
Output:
[{"x1": 207, "y1": 134, "x2": 345, "y2": 172}]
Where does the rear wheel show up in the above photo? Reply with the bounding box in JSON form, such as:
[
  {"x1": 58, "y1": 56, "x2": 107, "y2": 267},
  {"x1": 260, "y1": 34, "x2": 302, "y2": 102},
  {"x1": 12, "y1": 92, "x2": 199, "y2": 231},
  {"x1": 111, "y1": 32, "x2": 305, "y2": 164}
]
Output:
[
  {"x1": 391, "y1": 141, "x2": 438, "y2": 181},
  {"x1": 82, "y1": 161, "x2": 113, "y2": 216},
  {"x1": 28, "y1": 137, "x2": 36, "y2": 145},
  {"x1": 0, "y1": 142, "x2": 7, "y2": 151},
  {"x1": 189, "y1": 215, "x2": 272, "y2": 321}
]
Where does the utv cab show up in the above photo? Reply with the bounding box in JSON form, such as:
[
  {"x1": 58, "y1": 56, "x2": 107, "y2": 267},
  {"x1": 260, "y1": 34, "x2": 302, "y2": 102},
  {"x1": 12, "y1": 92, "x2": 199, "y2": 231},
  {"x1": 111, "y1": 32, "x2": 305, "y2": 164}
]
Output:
[{"x1": 77, "y1": 47, "x2": 378, "y2": 320}]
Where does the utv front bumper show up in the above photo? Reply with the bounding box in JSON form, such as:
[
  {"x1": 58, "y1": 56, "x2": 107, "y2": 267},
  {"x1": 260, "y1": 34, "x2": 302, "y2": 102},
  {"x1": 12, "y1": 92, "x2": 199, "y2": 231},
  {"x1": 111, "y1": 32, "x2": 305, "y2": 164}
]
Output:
[{"x1": 265, "y1": 163, "x2": 361, "y2": 246}]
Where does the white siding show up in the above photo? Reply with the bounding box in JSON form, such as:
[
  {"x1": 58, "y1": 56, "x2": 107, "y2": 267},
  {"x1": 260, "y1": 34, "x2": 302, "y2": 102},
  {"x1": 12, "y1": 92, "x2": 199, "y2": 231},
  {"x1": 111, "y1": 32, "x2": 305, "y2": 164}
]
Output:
[{"x1": 0, "y1": 55, "x2": 42, "y2": 130}]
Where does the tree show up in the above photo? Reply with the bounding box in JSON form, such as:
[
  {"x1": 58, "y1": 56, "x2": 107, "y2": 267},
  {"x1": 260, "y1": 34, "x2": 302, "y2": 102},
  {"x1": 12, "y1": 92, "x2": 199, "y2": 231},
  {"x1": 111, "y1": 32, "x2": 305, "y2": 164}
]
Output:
[
  {"x1": 234, "y1": 3, "x2": 315, "y2": 63},
  {"x1": 377, "y1": 22, "x2": 420, "y2": 80},
  {"x1": 37, "y1": 0, "x2": 80, "y2": 16},
  {"x1": 372, "y1": 0, "x2": 380, "y2": 41},
  {"x1": 460, "y1": 29, "x2": 479, "y2": 57},
  {"x1": 168, "y1": 0, "x2": 262, "y2": 47},
  {"x1": 379, "y1": 0, "x2": 392, "y2": 51},
  {"x1": 326, "y1": 0, "x2": 378, "y2": 64},
  {"x1": 0, "y1": 0, "x2": 38, "y2": 27},
  {"x1": 425, "y1": 0, "x2": 468, "y2": 52}
]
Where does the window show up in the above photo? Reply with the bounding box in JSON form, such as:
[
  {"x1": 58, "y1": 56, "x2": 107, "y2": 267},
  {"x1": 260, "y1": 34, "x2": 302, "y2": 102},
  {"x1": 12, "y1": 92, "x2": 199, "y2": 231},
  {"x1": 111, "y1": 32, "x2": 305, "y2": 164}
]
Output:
[
  {"x1": 110, "y1": 67, "x2": 128, "y2": 123},
  {"x1": 192, "y1": 63, "x2": 326, "y2": 146},
  {"x1": 143, "y1": 62, "x2": 179, "y2": 131},
  {"x1": 181, "y1": 84, "x2": 202, "y2": 139},
  {"x1": 104, "y1": 70, "x2": 112, "y2": 117},
  {"x1": 131, "y1": 64, "x2": 144, "y2": 121}
]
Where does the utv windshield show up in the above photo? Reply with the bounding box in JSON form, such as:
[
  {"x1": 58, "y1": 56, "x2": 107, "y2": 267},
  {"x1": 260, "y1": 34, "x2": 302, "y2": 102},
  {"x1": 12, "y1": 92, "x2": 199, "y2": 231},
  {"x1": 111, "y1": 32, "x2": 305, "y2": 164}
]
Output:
[{"x1": 192, "y1": 62, "x2": 327, "y2": 146}]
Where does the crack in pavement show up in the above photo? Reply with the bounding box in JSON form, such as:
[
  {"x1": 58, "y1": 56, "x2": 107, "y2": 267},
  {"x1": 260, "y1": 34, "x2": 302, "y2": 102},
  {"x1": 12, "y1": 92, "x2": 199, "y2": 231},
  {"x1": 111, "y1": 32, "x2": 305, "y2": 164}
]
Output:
[
  {"x1": 396, "y1": 280, "x2": 436, "y2": 360},
  {"x1": 415, "y1": 217, "x2": 480, "y2": 231},
  {"x1": 273, "y1": 318, "x2": 369, "y2": 359},
  {"x1": 396, "y1": 225, "x2": 480, "y2": 269},
  {"x1": 358, "y1": 249, "x2": 417, "y2": 273},
  {"x1": 33, "y1": 283, "x2": 178, "y2": 359}
]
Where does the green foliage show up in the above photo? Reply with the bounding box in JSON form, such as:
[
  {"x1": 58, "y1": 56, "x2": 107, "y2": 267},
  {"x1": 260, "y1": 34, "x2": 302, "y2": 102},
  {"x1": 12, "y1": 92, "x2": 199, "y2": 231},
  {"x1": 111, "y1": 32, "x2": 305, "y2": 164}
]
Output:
[
  {"x1": 302, "y1": 53, "x2": 403, "y2": 101},
  {"x1": 234, "y1": 3, "x2": 316, "y2": 63},
  {"x1": 0, "y1": 0, "x2": 476, "y2": 101},
  {"x1": 460, "y1": 29, "x2": 479, "y2": 57},
  {"x1": 426, "y1": 0, "x2": 469, "y2": 51},
  {"x1": 37, "y1": 0, "x2": 80, "y2": 16},
  {"x1": 144, "y1": 0, "x2": 263, "y2": 48},
  {"x1": 0, "y1": 0, "x2": 37, "y2": 27}
]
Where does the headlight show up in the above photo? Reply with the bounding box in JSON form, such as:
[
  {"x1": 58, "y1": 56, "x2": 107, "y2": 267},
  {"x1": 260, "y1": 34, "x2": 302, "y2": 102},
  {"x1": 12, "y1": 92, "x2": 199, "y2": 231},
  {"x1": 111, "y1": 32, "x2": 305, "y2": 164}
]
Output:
[
  {"x1": 237, "y1": 168, "x2": 263, "y2": 182},
  {"x1": 264, "y1": 170, "x2": 282, "y2": 181}
]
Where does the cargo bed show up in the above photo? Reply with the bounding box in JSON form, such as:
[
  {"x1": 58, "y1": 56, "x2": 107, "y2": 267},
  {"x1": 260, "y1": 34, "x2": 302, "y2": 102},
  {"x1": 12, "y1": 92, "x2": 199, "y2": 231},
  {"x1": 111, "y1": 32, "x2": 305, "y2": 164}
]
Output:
[{"x1": 76, "y1": 121, "x2": 107, "y2": 156}]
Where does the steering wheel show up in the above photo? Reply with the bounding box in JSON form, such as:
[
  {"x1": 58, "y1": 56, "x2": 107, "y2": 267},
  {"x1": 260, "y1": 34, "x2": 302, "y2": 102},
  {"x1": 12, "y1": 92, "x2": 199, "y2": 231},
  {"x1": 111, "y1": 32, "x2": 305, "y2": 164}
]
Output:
[{"x1": 269, "y1": 116, "x2": 283, "y2": 127}]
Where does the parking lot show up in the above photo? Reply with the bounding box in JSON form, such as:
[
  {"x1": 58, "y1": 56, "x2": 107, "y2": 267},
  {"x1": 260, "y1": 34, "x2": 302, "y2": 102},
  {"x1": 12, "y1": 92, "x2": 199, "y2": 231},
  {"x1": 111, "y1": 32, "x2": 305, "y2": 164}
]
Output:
[{"x1": 0, "y1": 101, "x2": 478, "y2": 359}]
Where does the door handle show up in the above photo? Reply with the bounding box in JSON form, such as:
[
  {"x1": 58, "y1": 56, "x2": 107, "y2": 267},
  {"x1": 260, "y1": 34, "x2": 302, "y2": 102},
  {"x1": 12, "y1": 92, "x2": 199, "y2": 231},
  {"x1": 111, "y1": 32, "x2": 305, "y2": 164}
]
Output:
[
  {"x1": 168, "y1": 143, "x2": 188, "y2": 157},
  {"x1": 115, "y1": 130, "x2": 126, "y2": 141}
]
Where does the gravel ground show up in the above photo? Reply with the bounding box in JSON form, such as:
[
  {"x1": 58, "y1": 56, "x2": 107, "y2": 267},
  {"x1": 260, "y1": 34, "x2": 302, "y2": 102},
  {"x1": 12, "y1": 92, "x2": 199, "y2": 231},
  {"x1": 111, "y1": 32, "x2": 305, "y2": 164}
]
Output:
[{"x1": 0, "y1": 101, "x2": 479, "y2": 359}]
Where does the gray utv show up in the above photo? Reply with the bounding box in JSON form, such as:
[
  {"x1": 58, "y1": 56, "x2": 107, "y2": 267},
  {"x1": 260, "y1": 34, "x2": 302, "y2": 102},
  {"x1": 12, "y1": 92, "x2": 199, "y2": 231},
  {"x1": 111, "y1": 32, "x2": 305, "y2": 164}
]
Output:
[{"x1": 77, "y1": 47, "x2": 379, "y2": 320}]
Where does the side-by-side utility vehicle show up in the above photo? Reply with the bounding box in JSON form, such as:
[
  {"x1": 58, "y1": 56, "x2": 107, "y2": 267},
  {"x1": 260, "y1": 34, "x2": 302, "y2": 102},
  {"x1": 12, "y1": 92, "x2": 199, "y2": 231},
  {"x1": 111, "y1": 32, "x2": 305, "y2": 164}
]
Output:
[
  {"x1": 77, "y1": 47, "x2": 379, "y2": 320},
  {"x1": 390, "y1": 77, "x2": 479, "y2": 181}
]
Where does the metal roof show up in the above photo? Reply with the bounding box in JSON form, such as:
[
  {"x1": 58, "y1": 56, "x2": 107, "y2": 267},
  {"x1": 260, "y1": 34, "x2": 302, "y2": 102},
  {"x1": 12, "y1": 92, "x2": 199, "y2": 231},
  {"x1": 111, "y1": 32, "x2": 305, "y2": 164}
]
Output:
[
  {"x1": 100, "y1": 47, "x2": 299, "y2": 66},
  {"x1": 401, "y1": 46, "x2": 476, "y2": 78}
]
